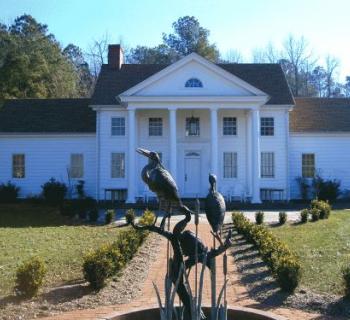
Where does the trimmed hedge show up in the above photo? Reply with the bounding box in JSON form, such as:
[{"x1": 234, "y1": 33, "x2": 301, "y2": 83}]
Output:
[
  {"x1": 83, "y1": 213, "x2": 150, "y2": 289},
  {"x1": 232, "y1": 212, "x2": 301, "y2": 292},
  {"x1": 300, "y1": 209, "x2": 309, "y2": 223}
]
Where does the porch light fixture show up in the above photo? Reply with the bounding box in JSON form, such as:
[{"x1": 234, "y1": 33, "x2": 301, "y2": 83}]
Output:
[{"x1": 187, "y1": 112, "x2": 200, "y2": 136}]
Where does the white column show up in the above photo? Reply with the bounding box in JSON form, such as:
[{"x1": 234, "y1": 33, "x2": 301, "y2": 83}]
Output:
[
  {"x1": 168, "y1": 107, "x2": 177, "y2": 180},
  {"x1": 210, "y1": 108, "x2": 219, "y2": 175},
  {"x1": 251, "y1": 109, "x2": 261, "y2": 203},
  {"x1": 126, "y1": 109, "x2": 136, "y2": 203}
]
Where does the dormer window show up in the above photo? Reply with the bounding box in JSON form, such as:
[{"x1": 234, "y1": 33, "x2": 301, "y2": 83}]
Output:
[{"x1": 185, "y1": 78, "x2": 203, "y2": 88}]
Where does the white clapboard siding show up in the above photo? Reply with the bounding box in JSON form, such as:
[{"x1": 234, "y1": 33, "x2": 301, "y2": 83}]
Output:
[
  {"x1": 0, "y1": 135, "x2": 96, "y2": 198},
  {"x1": 290, "y1": 133, "x2": 350, "y2": 198}
]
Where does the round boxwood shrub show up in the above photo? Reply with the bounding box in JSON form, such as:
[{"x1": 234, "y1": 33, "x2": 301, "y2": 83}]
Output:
[
  {"x1": 275, "y1": 256, "x2": 301, "y2": 293},
  {"x1": 255, "y1": 211, "x2": 264, "y2": 225},
  {"x1": 279, "y1": 212, "x2": 287, "y2": 225},
  {"x1": 105, "y1": 209, "x2": 115, "y2": 224},
  {"x1": 15, "y1": 257, "x2": 47, "y2": 297},
  {"x1": 41, "y1": 178, "x2": 67, "y2": 206},
  {"x1": 300, "y1": 209, "x2": 309, "y2": 223},
  {"x1": 311, "y1": 199, "x2": 331, "y2": 219},
  {"x1": 125, "y1": 209, "x2": 135, "y2": 224},
  {"x1": 83, "y1": 247, "x2": 114, "y2": 290},
  {"x1": 310, "y1": 208, "x2": 321, "y2": 222}
]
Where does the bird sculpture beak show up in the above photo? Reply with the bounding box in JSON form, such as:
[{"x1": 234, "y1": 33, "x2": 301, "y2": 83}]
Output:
[{"x1": 136, "y1": 148, "x2": 152, "y2": 158}]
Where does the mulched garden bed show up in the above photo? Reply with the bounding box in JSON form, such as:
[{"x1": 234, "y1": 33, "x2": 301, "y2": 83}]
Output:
[{"x1": 0, "y1": 233, "x2": 161, "y2": 320}]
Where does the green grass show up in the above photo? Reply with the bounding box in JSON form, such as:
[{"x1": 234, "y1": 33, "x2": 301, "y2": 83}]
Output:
[
  {"x1": 0, "y1": 204, "x2": 120, "y2": 296},
  {"x1": 270, "y1": 210, "x2": 350, "y2": 295}
]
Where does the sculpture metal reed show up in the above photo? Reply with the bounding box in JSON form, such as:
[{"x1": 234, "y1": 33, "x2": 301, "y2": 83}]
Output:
[{"x1": 128, "y1": 148, "x2": 232, "y2": 320}]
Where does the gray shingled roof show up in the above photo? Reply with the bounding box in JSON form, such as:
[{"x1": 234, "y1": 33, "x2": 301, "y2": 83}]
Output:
[
  {"x1": 290, "y1": 98, "x2": 350, "y2": 132},
  {"x1": 0, "y1": 99, "x2": 95, "y2": 133},
  {"x1": 91, "y1": 63, "x2": 294, "y2": 105}
]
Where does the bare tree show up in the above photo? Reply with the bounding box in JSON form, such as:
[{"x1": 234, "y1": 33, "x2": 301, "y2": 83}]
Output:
[
  {"x1": 251, "y1": 43, "x2": 281, "y2": 63},
  {"x1": 324, "y1": 55, "x2": 339, "y2": 97},
  {"x1": 86, "y1": 33, "x2": 110, "y2": 83},
  {"x1": 224, "y1": 49, "x2": 243, "y2": 63},
  {"x1": 282, "y1": 35, "x2": 314, "y2": 96}
]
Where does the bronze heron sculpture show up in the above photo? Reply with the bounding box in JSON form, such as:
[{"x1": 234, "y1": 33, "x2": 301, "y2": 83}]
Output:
[{"x1": 204, "y1": 174, "x2": 226, "y2": 243}]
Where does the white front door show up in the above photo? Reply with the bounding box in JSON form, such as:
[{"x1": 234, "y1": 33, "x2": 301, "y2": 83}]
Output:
[{"x1": 184, "y1": 152, "x2": 201, "y2": 196}]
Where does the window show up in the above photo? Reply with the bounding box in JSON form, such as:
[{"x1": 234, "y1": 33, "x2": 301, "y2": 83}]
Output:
[
  {"x1": 185, "y1": 78, "x2": 203, "y2": 88},
  {"x1": 261, "y1": 152, "x2": 275, "y2": 178},
  {"x1": 70, "y1": 154, "x2": 84, "y2": 178},
  {"x1": 12, "y1": 154, "x2": 25, "y2": 178},
  {"x1": 111, "y1": 153, "x2": 125, "y2": 178},
  {"x1": 261, "y1": 117, "x2": 274, "y2": 136},
  {"x1": 149, "y1": 118, "x2": 163, "y2": 136},
  {"x1": 302, "y1": 154, "x2": 315, "y2": 178},
  {"x1": 223, "y1": 152, "x2": 237, "y2": 178},
  {"x1": 186, "y1": 117, "x2": 200, "y2": 136},
  {"x1": 111, "y1": 117, "x2": 125, "y2": 136},
  {"x1": 223, "y1": 117, "x2": 237, "y2": 135}
]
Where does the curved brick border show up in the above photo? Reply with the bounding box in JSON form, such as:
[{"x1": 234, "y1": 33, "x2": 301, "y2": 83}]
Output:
[{"x1": 105, "y1": 306, "x2": 286, "y2": 320}]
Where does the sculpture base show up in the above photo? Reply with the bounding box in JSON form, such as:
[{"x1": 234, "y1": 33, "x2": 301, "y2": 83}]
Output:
[{"x1": 106, "y1": 306, "x2": 286, "y2": 320}]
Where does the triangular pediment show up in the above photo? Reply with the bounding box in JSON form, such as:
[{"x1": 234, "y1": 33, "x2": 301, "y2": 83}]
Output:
[{"x1": 119, "y1": 53, "x2": 268, "y2": 99}]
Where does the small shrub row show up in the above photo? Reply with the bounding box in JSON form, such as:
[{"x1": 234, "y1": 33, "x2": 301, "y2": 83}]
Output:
[
  {"x1": 15, "y1": 257, "x2": 47, "y2": 297},
  {"x1": 232, "y1": 212, "x2": 301, "y2": 292},
  {"x1": 299, "y1": 199, "x2": 331, "y2": 223},
  {"x1": 60, "y1": 198, "x2": 98, "y2": 221},
  {"x1": 83, "y1": 210, "x2": 154, "y2": 289}
]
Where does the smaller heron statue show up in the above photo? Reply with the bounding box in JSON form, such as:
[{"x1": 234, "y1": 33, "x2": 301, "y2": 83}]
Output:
[{"x1": 204, "y1": 173, "x2": 226, "y2": 243}]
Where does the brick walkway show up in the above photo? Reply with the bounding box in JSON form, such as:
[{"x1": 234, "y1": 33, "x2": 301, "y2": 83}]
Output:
[{"x1": 40, "y1": 223, "x2": 339, "y2": 320}]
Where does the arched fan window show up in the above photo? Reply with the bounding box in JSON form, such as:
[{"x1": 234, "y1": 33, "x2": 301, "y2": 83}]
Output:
[{"x1": 185, "y1": 78, "x2": 203, "y2": 88}]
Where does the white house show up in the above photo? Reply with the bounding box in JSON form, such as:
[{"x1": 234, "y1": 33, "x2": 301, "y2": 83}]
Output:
[{"x1": 1, "y1": 44, "x2": 350, "y2": 203}]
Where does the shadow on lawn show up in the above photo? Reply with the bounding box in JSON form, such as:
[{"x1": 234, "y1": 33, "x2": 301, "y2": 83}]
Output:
[{"x1": 0, "y1": 280, "x2": 92, "y2": 307}]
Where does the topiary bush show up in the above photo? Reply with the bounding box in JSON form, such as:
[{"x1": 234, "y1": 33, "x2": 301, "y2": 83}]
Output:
[
  {"x1": 255, "y1": 211, "x2": 264, "y2": 225},
  {"x1": 300, "y1": 209, "x2": 309, "y2": 223},
  {"x1": 15, "y1": 257, "x2": 47, "y2": 297},
  {"x1": 232, "y1": 212, "x2": 301, "y2": 292},
  {"x1": 311, "y1": 199, "x2": 331, "y2": 219},
  {"x1": 279, "y1": 212, "x2": 287, "y2": 225},
  {"x1": 41, "y1": 178, "x2": 67, "y2": 206},
  {"x1": 310, "y1": 207, "x2": 320, "y2": 222},
  {"x1": 342, "y1": 266, "x2": 350, "y2": 298},
  {"x1": 105, "y1": 209, "x2": 114, "y2": 224},
  {"x1": 0, "y1": 181, "x2": 20, "y2": 203}
]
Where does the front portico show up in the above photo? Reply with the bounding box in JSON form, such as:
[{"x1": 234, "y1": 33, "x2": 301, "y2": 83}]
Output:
[{"x1": 123, "y1": 103, "x2": 266, "y2": 203}]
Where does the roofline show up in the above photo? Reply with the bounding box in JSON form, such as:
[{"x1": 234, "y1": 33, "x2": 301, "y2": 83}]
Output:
[
  {"x1": 119, "y1": 53, "x2": 269, "y2": 98},
  {"x1": 0, "y1": 132, "x2": 96, "y2": 136}
]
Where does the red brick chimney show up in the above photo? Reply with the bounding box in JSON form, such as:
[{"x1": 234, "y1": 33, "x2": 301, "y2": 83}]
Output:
[{"x1": 108, "y1": 44, "x2": 124, "y2": 69}]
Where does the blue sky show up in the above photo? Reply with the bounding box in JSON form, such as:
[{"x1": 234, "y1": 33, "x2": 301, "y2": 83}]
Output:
[{"x1": 1, "y1": 0, "x2": 349, "y2": 80}]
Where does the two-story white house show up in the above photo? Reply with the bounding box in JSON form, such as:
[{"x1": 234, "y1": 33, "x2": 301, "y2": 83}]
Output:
[{"x1": 1, "y1": 44, "x2": 350, "y2": 203}]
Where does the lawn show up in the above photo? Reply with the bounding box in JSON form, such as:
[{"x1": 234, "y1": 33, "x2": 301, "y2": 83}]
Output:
[
  {"x1": 0, "y1": 204, "x2": 120, "y2": 296},
  {"x1": 270, "y1": 210, "x2": 350, "y2": 295}
]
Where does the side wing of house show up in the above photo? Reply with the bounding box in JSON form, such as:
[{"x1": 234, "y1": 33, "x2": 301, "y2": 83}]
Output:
[
  {"x1": 289, "y1": 98, "x2": 350, "y2": 199},
  {"x1": 0, "y1": 99, "x2": 97, "y2": 198}
]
